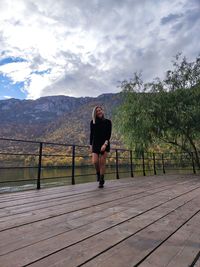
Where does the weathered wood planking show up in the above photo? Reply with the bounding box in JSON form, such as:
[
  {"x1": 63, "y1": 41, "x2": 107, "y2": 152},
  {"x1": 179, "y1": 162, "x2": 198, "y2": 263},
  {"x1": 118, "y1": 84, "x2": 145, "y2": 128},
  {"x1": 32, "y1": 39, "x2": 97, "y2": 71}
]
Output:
[{"x1": 0, "y1": 174, "x2": 199, "y2": 267}]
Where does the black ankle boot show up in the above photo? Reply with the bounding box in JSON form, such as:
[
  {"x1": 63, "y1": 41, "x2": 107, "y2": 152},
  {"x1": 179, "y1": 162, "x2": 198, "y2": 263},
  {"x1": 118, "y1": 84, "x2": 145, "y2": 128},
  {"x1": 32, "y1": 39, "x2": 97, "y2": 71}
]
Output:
[
  {"x1": 96, "y1": 172, "x2": 100, "y2": 182},
  {"x1": 99, "y1": 175, "x2": 105, "y2": 188}
]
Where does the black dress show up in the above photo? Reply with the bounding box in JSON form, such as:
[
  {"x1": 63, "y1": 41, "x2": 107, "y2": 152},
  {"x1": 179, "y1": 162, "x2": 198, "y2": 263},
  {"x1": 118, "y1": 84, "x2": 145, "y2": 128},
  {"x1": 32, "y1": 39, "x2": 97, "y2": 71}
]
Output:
[{"x1": 90, "y1": 118, "x2": 112, "y2": 154}]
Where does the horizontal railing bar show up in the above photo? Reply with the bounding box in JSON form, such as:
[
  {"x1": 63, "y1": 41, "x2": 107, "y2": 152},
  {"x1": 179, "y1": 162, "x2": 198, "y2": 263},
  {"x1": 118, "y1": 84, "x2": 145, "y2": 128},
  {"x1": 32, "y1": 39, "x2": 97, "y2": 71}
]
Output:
[
  {"x1": 0, "y1": 137, "x2": 130, "y2": 151},
  {"x1": 40, "y1": 175, "x2": 72, "y2": 180},
  {"x1": 0, "y1": 154, "x2": 131, "y2": 159},
  {"x1": 0, "y1": 178, "x2": 37, "y2": 183},
  {"x1": 0, "y1": 166, "x2": 38, "y2": 169},
  {"x1": 0, "y1": 137, "x2": 41, "y2": 145},
  {"x1": 0, "y1": 165, "x2": 130, "y2": 170},
  {"x1": 73, "y1": 173, "x2": 98, "y2": 178},
  {"x1": 42, "y1": 154, "x2": 72, "y2": 157},
  {"x1": 0, "y1": 137, "x2": 198, "y2": 155},
  {"x1": 0, "y1": 152, "x2": 39, "y2": 156}
]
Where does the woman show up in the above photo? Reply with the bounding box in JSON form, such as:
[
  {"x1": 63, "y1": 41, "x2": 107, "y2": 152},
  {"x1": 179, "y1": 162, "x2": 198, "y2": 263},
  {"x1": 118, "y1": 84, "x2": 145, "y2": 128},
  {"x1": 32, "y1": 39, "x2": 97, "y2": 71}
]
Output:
[{"x1": 90, "y1": 106, "x2": 112, "y2": 188}]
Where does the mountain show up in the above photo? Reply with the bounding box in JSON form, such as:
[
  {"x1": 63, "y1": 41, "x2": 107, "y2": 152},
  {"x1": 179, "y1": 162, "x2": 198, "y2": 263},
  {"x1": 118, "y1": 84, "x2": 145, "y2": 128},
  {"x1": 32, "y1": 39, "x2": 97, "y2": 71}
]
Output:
[{"x1": 0, "y1": 93, "x2": 123, "y2": 148}]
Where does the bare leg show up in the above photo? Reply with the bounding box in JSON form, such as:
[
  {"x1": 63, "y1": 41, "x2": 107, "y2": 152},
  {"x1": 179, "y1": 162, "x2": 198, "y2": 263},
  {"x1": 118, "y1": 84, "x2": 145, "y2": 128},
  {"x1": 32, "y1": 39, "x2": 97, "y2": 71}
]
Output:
[
  {"x1": 99, "y1": 152, "x2": 107, "y2": 176},
  {"x1": 92, "y1": 153, "x2": 100, "y2": 173},
  {"x1": 98, "y1": 152, "x2": 108, "y2": 188}
]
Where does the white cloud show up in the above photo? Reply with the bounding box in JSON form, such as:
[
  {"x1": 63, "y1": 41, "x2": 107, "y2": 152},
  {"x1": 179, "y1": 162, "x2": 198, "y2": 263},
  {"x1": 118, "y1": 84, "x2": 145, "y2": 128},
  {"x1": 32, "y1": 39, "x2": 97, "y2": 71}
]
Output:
[
  {"x1": 0, "y1": 0, "x2": 199, "y2": 99},
  {"x1": 0, "y1": 61, "x2": 31, "y2": 82}
]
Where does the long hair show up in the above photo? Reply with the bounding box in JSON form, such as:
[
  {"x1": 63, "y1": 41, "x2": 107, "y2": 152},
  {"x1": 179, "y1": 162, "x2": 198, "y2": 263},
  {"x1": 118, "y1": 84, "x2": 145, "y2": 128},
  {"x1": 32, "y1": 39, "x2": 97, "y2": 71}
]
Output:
[{"x1": 92, "y1": 106, "x2": 104, "y2": 124}]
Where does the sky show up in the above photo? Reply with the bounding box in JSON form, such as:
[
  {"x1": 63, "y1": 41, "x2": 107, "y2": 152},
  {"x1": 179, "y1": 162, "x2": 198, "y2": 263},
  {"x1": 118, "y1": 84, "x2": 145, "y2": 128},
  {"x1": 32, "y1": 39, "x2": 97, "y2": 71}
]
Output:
[{"x1": 0, "y1": 0, "x2": 199, "y2": 100}]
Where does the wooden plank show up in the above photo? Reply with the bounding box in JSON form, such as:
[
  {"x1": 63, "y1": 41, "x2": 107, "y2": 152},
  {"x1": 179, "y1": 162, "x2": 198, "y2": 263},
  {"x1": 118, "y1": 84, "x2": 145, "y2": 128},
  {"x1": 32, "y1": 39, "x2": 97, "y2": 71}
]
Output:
[
  {"x1": 136, "y1": 212, "x2": 200, "y2": 267},
  {"x1": 0, "y1": 182, "x2": 135, "y2": 208},
  {"x1": 0, "y1": 174, "x2": 193, "y2": 203},
  {"x1": 0, "y1": 178, "x2": 197, "y2": 234},
  {"x1": 0, "y1": 177, "x2": 194, "y2": 218},
  {"x1": 23, "y1": 194, "x2": 200, "y2": 267},
  {"x1": 0, "y1": 184, "x2": 138, "y2": 214},
  {"x1": 0, "y1": 174, "x2": 176, "y2": 201},
  {"x1": 1, "y1": 179, "x2": 187, "y2": 250},
  {"x1": 0, "y1": 187, "x2": 142, "y2": 230},
  {"x1": 0, "y1": 176, "x2": 174, "y2": 209},
  {"x1": 0, "y1": 184, "x2": 199, "y2": 266},
  {"x1": 0, "y1": 174, "x2": 196, "y2": 217},
  {"x1": 0, "y1": 179, "x2": 195, "y2": 255},
  {"x1": 1, "y1": 176, "x2": 197, "y2": 214},
  {"x1": 1, "y1": 177, "x2": 194, "y2": 231},
  {"x1": 80, "y1": 197, "x2": 200, "y2": 267},
  {"x1": 0, "y1": 179, "x2": 129, "y2": 202}
]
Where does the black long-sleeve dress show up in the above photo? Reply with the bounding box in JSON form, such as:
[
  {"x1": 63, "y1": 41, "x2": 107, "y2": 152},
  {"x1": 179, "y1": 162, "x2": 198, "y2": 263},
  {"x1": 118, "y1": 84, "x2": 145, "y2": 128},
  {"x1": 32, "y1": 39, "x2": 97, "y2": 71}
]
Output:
[{"x1": 90, "y1": 117, "x2": 112, "y2": 154}]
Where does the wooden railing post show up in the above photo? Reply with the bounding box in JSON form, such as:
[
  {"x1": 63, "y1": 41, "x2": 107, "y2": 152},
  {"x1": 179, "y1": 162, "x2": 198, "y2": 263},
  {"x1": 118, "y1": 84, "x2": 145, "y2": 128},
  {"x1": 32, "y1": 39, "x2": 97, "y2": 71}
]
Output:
[
  {"x1": 153, "y1": 153, "x2": 156, "y2": 175},
  {"x1": 162, "y1": 154, "x2": 165, "y2": 174},
  {"x1": 142, "y1": 152, "x2": 146, "y2": 176},
  {"x1": 191, "y1": 152, "x2": 196, "y2": 174},
  {"x1": 130, "y1": 150, "x2": 134, "y2": 177},
  {"x1": 37, "y1": 142, "x2": 43, "y2": 189},
  {"x1": 116, "y1": 149, "x2": 119, "y2": 179}
]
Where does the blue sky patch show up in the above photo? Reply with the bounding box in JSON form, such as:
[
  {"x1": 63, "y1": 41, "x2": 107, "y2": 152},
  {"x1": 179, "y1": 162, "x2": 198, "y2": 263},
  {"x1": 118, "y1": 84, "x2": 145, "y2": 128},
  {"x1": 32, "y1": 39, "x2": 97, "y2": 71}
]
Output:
[
  {"x1": 0, "y1": 75, "x2": 26, "y2": 100},
  {"x1": 0, "y1": 57, "x2": 26, "y2": 66},
  {"x1": 31, "y1": 69, "x2": 51, "y2": 75}
]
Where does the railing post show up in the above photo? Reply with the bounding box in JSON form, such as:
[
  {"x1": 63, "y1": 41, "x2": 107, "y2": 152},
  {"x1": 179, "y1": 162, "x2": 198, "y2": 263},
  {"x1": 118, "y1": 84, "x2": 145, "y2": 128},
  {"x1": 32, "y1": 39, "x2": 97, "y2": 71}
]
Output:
[
  {"x1": 71, "y1": 145, "x2": 76, "y2": 185},
  {"x1": 116, "y1": 149, "x2": 119, "y2": 179},
  {"x1": 142, "y1": 152, "x2": 146, "y2": 176},
  {"x1": 130, "y1": 150, "x2": 134, "y2": 177},
  {"x1": 37, "y1": 142, "x2": 43, "y2": 189},
  {"x1": 153, "y1": 153, "x2": 156, "y2": 175},
  {"x1": 162, "y1": 154, "x2": 165, "y2": 174},
  {"x1": 191, "y1": 152, "x2": 196, "y2": 174}
]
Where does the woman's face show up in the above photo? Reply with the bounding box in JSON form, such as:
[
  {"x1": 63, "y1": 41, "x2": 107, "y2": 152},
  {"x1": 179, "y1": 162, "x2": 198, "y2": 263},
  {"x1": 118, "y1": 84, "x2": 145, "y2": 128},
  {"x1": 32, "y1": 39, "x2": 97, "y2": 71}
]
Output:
[{"x1": 96, "y1": 107, "x2": 104, "y2": 118}]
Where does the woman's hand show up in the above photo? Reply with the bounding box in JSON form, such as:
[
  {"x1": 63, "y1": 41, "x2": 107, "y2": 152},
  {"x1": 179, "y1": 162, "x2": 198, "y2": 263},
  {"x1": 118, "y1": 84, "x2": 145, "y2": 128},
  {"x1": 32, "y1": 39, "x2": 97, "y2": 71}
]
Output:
[{"x1": 101, "y1": 144, "x2": 106, "y2": 152}]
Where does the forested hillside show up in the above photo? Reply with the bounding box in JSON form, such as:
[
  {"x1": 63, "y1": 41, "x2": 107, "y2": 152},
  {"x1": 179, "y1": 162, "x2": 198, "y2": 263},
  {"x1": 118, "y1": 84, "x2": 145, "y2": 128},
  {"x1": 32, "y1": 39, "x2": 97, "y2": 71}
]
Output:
[{"x1": 0, "y1": 93, "x2": 123, "y2": 147}]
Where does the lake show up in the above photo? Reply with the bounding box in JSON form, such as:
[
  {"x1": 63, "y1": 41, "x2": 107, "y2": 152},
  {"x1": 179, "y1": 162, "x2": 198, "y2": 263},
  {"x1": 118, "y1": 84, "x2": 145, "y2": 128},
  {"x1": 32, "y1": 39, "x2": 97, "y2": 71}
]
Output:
[
  {"x1": 0, "y1": 165, "x2": 136, "y2": 192},
  {"x1": 0, "y1": 164, "x2": 194, "y2": 193}
]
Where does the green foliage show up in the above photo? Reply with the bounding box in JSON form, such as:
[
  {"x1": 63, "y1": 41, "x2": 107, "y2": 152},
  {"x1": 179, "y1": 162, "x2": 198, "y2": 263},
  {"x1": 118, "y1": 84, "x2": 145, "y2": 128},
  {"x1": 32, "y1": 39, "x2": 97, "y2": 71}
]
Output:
[
  {"x1": 115, "y1": 54, "x2": 200, "y2": 166},
  {"x1": 114, "y1": 91, "x2": 153, "y2": 153}
]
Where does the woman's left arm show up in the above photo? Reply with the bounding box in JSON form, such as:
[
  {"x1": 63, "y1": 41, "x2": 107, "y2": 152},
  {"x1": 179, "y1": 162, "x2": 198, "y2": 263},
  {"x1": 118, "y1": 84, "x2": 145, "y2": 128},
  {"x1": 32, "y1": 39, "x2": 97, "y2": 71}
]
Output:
[
  {"x1": 105, "y1": 120, "x2": 112, "y2": 144},
  {"x1": 101, "y1": 120, "x2": 112, "y2": 152}
]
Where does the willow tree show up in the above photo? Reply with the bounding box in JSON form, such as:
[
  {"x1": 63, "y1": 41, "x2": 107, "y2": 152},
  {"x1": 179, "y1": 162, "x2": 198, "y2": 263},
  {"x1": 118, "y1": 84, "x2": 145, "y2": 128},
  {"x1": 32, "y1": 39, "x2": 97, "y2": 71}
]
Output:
[{"x1": 115, "y1": 54, "x2": 200, "y2": 168}]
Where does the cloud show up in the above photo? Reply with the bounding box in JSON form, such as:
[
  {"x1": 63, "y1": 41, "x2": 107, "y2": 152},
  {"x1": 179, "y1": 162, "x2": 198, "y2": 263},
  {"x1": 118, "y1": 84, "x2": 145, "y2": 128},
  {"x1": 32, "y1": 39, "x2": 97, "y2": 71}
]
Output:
[
  {"x1": 0, "y1": 0, "x2": 199, "y2": 99},
  {"x1": 0, "y1": 61, "x2": 31, "y2": 82},
  {"x1": 161, "y1": 14, "x2": 183, "y2": 25}
]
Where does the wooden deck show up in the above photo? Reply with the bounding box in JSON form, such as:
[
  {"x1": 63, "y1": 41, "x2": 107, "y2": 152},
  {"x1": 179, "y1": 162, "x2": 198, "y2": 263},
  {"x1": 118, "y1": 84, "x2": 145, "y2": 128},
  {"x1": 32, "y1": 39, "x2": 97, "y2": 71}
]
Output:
[{"x1": 0, "y1": 174, "x2": 200, "y2": 267}]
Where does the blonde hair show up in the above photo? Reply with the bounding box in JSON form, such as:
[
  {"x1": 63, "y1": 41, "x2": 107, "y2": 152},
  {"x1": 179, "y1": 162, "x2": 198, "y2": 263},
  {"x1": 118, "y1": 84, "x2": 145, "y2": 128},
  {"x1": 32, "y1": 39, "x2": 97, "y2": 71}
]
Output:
[{"x1": 92, "y1": 106, "x2": 103, "y2": 124}]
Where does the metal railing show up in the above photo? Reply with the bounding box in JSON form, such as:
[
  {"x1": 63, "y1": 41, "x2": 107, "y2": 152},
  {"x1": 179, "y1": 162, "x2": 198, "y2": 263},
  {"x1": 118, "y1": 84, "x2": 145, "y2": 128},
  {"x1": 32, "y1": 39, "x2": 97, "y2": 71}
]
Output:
[{"x1": 0, "y1": 137, "x2": 198, "y2": 191}]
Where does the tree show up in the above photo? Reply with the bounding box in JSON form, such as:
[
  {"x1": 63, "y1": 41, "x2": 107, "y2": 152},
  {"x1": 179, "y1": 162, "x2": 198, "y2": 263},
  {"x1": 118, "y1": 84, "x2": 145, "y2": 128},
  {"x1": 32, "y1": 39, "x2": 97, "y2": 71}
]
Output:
[{"x1": 115, "y1": 54, "x2": 200, "y2": 168}]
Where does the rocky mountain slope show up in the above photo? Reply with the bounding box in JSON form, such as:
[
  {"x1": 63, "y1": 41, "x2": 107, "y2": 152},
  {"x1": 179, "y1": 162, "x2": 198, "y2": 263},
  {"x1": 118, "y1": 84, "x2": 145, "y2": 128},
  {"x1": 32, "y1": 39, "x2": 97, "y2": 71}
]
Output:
[{"x1": 0, "y1": 93, "x2": 123, "y2": 147}]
